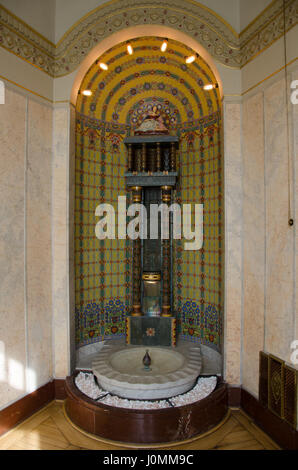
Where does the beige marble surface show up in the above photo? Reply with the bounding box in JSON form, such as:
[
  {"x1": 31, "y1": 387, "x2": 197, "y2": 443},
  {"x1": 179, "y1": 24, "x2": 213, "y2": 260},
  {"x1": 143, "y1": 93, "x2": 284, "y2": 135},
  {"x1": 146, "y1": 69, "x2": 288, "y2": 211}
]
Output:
[
  {"x1": 0, "y1": 68, "x2": 297, "y2": 414},
  {"x1": 69, "y1": 104, "x2": 76, "y2": 374},
  {"x1": 0, "y1": 88, "x2": 27, "y2": 408},
  {"x1": 242, "y1": 93, "x2": 265, "y2": 396},
  {"x1": 26, "y1": 99, "x2": 53, "y2": 391},
  {"x1": 0, "y1": 90, "x2": 54, "y2": 408},
  {"x1": 223, "y1": 101, "x2": 242, "y2": 386},
  {"x1": 292, "y1": 69, "x2": 298, "y2": 350},
  {"x1": 264, "y1": 78, "x2": 295, "y2": 363},
  {"x1": 52, "y1": 106, "x2": 71, "y2": 378},
  {"x1": 291, "y1": 68, "x2": 298, "y2": 430}
]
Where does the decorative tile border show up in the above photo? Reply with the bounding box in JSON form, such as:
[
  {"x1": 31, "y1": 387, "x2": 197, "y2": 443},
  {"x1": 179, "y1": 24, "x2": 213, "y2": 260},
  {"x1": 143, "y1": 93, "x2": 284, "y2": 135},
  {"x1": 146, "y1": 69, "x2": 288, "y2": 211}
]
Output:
[
  {"x1": 1, "y1": 0, "x2": 297, "y2": 77},
  {"x1": 240, "y1": 0, "x2": 298, "y2": 67},
  {"x1": 0, "y1": 5, "x2": 55, "y2": 75}
]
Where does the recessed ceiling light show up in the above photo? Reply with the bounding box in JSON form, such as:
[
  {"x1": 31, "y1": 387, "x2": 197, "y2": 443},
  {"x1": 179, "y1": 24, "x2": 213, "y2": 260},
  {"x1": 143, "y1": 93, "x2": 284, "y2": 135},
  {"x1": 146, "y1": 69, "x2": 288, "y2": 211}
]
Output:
[
  {"x1": 161, "y1": 39, "x2": 168, "y2": 52},
  {"x1": 203, "y1": 84, "x2": 214, "y2": 91},
  {"x1": 82, "y1": 90, "x2": 92, "y2": 96},
  {"x1": 127, "y1": 43, "x2": 133, "y2": 55},
  {"x1": 203, "y1": 84, "x2": 219, "y2": 91},
  {"x1": 185, "y1": 53, "x2": 199, "y2": 64},
  {"x1": 99, "y1": 62, "x2": 108, "y2": 70}
]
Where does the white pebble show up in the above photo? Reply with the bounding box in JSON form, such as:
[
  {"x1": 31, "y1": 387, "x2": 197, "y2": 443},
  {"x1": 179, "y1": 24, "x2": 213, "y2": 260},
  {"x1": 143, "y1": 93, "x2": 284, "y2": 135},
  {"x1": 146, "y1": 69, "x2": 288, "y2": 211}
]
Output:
[{"x1": 75, "y1": 372, "x2": 217, "y2": 410}]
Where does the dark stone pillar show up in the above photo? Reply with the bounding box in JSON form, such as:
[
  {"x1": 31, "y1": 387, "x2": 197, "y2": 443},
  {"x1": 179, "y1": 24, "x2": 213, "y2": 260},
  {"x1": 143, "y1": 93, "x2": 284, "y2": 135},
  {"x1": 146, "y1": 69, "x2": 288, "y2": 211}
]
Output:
[
  {"x1": 161, "y1": 186, "x2": 172, "y2": 317},
  {"x1": 131, "y1": 186, "x2": 142, "y2": 316}
]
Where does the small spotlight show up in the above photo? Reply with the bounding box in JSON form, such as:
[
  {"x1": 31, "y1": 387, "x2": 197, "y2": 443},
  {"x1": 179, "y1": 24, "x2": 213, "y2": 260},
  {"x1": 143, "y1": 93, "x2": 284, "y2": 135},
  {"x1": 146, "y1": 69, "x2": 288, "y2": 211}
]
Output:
[
  {"x1": 185, "y1": 53, "x2": 199, "y2": 64},
  {"x1": 186, "y1": 55, "x2": 195, "y2": 64},
  {"x1": 127, "y1": 43, "x2": 133, "y2": 55},
  {"x1": 82, "y1": 90, "x2": 92, "y2": 96},
  {"x1": 161, "y1": 39, "x2": 168, "y2": 52},
  {"x1": 203, "y1": 84, "x2": 219, "y2": 91},
  {"x1": 99, "y1": 62, "x2": 108, "y2": 71}
]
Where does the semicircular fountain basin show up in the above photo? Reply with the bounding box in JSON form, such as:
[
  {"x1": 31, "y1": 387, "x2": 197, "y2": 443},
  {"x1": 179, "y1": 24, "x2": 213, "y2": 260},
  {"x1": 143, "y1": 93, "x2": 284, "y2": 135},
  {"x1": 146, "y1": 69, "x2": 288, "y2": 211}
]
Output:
[{"x1": 92, "y1": 342, "x2": 202, "y2": 400}]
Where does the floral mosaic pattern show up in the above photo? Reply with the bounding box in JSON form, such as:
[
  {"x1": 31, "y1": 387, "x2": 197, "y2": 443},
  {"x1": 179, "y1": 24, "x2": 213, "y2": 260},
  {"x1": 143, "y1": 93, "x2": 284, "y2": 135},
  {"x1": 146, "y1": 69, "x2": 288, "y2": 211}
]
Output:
[
  {"x1": 75, "y1": 37, "x2": 223, "y2": 350},
  {"x1": 180, "y1": 301, "x2": 221, "y2": 348}
]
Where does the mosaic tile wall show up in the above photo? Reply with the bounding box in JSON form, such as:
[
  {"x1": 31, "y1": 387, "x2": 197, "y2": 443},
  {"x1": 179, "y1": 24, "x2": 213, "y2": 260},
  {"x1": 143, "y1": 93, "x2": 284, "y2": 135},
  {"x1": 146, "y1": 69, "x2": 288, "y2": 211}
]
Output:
[{"x1": 75, "y1": 37, "x2": 223, "y2": 350}]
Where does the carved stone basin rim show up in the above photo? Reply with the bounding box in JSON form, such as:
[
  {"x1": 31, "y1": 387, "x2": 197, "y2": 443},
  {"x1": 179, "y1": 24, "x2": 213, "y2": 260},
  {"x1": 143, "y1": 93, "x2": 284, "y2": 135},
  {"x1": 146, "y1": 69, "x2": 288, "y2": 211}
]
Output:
[{"x1": 92, "y1": 340, "x2": 202, "y2": 400}]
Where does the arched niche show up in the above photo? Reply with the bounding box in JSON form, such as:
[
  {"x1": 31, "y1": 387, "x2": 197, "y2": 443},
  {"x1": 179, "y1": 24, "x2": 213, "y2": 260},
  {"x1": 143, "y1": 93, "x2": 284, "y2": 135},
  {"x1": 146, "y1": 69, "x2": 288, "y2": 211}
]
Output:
[
  {"x1": 72, "y1": 36, "x2": 224, "y2": 361},
  {"x1": 69, "y1": 25, "x2": 224, "y2": 104}
]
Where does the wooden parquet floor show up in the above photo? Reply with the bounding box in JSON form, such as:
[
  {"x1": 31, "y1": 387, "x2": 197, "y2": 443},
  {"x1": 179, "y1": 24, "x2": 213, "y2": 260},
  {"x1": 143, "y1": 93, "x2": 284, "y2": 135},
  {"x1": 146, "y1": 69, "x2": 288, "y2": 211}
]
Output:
[{"x1": 0, "y1": 401, "x2": 280, "y2": 450}]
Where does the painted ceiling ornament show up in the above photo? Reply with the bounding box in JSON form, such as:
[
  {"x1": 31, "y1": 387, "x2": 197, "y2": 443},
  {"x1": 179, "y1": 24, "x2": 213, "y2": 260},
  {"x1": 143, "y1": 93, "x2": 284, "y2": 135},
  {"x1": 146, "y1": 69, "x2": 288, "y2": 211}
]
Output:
[
  {"x1": 134, "y1": 110, "x2": 169, "y2": 135},
  {"x1": 1, "y1": 0, "x2": 297, "y2": 76}
]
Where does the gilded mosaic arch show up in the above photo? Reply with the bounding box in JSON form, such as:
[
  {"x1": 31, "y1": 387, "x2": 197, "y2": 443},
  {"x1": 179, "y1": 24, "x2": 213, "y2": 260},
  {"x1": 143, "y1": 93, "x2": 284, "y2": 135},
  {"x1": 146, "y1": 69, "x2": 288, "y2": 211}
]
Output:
[
  {"x1": 74, "y1": 37, "x2": 223, "y2": 347},
  {"x1": 0, "y1": 0, "x2": 297, "y2": 77}
]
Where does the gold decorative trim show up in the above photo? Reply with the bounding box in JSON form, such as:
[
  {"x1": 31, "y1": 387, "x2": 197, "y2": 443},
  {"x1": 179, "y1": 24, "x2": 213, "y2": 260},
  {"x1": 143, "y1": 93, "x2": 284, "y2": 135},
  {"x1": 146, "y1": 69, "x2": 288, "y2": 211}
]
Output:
[
  {"x1": 0, "y1": 0, "x2": 240, "y2": 76},
  {"x1": 53, "y1": 0, "x2": 241, "y2": 74},
  {"x1": 0, "y1": 0, "x2": 297, "y2": 77},
  {"x1": 2, "y1": 54, "x2": 296, "y2": 108},
  {"x1": 184, "y1": 0, "x2": 239, "y2": 38},
  {"x1": 0, "y1": 73, "x2": 53, "y2": 103},
  {"x1": 242, "y1": 56, "x2": 298, "y2": 96},
  {"x1": 142, "y1": 273, "x2": 161, "y2": 281},
  {"x1": 0, "y1": 4, "x2": 55, "y2": 75},
  {"x1": 240, "y1": 0, "x2": 277, "y2": 37},
  {"x1": 125, "y1": 316, "x2": 131, "y2": 344},
  {"x1": 55, "y1": 0, "x2": 239, "y2": 47},
  {"x1": 0, "y1": 44, "x2": 53, "y2": 76},
  {"x1": 240, "y1": 0, "x2": 298, "y2": 68},
  {"x1": 0, "y1": 73, "x2": 78, "y2": 105},
  {"x1": 0, "y1": 5, "x2": 55, "y2": 47}
]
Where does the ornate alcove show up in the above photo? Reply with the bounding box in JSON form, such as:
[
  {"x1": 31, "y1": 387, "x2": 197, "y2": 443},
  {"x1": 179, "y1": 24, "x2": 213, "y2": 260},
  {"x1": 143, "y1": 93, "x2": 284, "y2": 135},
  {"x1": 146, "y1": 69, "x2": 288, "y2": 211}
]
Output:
[{"x1": 75, "y1": 36, "x2": 223, "y2": 355}]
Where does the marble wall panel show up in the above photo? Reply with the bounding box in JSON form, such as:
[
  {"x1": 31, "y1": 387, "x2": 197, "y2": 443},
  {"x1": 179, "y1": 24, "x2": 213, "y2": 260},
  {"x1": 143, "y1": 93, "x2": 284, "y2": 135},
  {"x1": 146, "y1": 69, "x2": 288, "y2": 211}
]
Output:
[
  {"x1": 69, "y1": 104, "x2": 76, "y2": 373},
  {"x1": 290, "y1": 68, "x2": 298, "y2": 430},
  {"x1": 264, "y1": 78, "x2": 295, "y2": 363},
  {"x1": 26, "y1": 99, "x2": 53, "y2": 391},
  {"x1": 0, "y1": 88, "x2": 26, "y2": 408},
  {"x1": 242, "y1": 93, "x2": 265, "y2": 397},
  {"x1": 52, "y1": 106, "x2": 71, "y2": 378},
  {"x1": 291, "y1": 68, "x2": 298, "y2": 357},
  {"x1": 224, "y1": 101, "x2": 242, "y2": 386}
]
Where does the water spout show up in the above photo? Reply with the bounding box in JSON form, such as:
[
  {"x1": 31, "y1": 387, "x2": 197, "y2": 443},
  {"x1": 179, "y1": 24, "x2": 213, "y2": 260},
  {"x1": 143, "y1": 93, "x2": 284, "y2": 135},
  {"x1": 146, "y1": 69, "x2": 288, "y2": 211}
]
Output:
[{"x1": 143, "y1": 350, "x2": 151, "y2": 371}]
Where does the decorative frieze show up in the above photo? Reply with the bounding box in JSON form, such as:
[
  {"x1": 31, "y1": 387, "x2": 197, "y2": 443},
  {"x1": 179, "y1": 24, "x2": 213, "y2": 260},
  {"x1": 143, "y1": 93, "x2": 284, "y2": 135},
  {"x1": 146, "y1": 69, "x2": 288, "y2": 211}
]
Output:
[
  {"x1": 240, "y1": 0, "x2": 298, "y2": 67},
  {"x1": 1, "y1": 0, "x2": 297, "y2": 78}
]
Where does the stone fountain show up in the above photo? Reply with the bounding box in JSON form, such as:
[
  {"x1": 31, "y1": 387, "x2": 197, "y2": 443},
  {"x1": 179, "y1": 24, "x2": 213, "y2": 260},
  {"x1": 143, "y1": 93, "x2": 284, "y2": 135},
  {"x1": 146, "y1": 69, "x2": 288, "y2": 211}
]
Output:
[
  {"x1": 92, "y1": 339, "x2": 202, "y2": 400},
  {"x1": 91, "y1": 131, "x2": 203, "y2": 401}
]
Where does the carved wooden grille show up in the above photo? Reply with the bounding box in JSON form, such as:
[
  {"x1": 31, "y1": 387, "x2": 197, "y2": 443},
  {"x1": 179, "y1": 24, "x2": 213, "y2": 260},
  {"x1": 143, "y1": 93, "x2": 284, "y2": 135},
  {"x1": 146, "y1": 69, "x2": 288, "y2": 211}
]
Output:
[
  {"x1": 268, "y1": 355, "x2": 284, "y2": 419},
  {"x1": 283, "y1": 365, "x2": 297, "y2": 429},
  {"x1": 260, "y1": 352, "x2": 297, "y2": 428},
  {"x1": 259, "y1": 352, "x2": 269, "y2": 407}
]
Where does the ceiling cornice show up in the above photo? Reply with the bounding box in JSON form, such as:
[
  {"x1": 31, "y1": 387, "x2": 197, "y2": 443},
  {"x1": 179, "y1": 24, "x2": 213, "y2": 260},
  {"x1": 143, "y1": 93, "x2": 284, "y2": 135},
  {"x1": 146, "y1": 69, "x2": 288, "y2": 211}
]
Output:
[{"x1": 0, "y1": 0, "x2": 297, "y2": 77}]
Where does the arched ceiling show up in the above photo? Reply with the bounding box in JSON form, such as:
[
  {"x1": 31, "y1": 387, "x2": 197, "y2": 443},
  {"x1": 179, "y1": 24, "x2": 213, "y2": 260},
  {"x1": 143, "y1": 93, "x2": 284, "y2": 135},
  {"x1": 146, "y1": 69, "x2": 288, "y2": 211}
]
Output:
[
  {"x1": 76, "y1": 37, "x2": 221, "y2": 130},
  {"x1": 56, "y1": 0, "x2": 241, "y2": 75}
]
